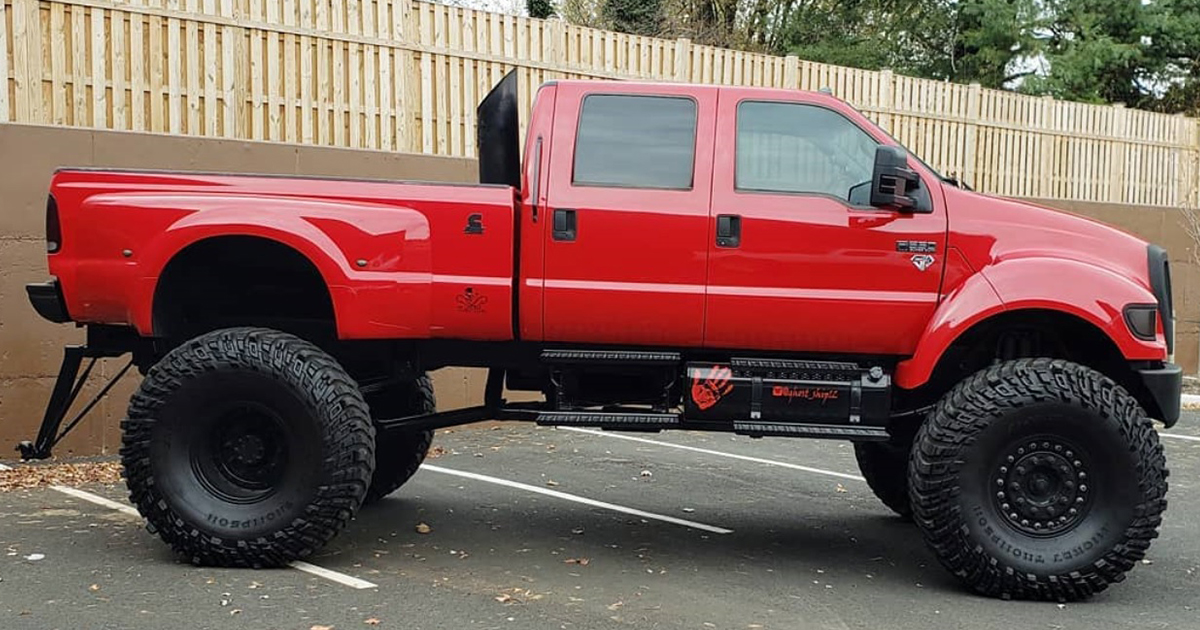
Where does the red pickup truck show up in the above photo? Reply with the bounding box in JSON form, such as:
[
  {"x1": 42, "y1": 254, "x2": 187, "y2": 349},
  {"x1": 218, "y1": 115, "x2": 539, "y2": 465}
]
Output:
[{"x1": 24, "y1": 72, "x2": 1178, "y2": 601}]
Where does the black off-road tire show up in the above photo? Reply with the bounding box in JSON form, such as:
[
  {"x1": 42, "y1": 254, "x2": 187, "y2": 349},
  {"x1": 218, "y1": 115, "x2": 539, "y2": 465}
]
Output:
[
  {"x1": 854, "y1": 439, "x2": 913, "y2": 518},
  {"x1": 909, "y1": 358, "x2": 1168, "y2": 601},
  {"x1": 120, "y1": 327, "x2": 375, "y2": 568},
  {"x1": 362, "y1": 375, "x2": 436, "y2": 505}
]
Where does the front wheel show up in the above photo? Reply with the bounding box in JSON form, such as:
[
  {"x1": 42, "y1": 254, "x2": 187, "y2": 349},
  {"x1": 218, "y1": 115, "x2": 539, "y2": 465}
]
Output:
[
  {"x1": 120, "y1": 327, "x2": 375, "y2": 567},
  {"x1": 909, "y1": 359, "x2": 1168, "y2": 601}
]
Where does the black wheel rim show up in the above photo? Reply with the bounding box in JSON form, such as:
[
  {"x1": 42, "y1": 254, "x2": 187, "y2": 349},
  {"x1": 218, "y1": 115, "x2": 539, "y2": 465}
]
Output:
[
  {"x1": 992, "y1": 436, "x2": 1093, "y2": 537},
  {"x1": 192, "y1": 402, "x2": 290, "y2": 504}
]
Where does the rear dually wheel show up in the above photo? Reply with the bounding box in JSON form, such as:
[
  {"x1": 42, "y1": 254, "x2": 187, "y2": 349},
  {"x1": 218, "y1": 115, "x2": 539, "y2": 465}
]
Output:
[{"x1": 120, "y1": 327, "x2": 375, "y2": 567}]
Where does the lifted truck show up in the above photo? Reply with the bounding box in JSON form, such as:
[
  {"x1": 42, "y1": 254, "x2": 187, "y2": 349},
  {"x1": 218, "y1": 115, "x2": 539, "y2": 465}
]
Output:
[{"x1": 24, "y1": 72, "x2": 1179, "y2": 601}]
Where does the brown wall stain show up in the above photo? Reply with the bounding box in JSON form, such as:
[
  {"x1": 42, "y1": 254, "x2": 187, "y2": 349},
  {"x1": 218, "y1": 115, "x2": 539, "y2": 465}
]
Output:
[{"x1": 1, "y1": 123, "x2": 1194, "y2": 456}]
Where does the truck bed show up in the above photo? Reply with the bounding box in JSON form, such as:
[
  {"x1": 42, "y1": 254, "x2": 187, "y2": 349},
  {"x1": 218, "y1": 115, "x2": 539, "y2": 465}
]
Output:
[{"x1": 46, "y1": 168, "x2": 518, "y2": 341}]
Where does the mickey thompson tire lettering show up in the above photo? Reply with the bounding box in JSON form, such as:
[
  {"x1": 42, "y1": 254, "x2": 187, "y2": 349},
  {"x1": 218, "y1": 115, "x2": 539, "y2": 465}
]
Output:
[
  {"x1": 909, "y1": 358, "x2": 1168, "y2": 602},
  {"x1": 119, "y1": 327, "x2": 375, "y2": 568}
]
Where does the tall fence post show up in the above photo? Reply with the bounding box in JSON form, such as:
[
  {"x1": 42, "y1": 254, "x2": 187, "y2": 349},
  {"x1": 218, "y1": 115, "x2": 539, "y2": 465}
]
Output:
[
  {"x1": 0, "y1": 0, "x2": 10, "y2": 122},
  {"x1": 877, "y1": 69, "x2": 893, "y2": 133},
  {"x1": 1109, "y1": 103, "x2": 1128, "y2": 205},
  {"x1": 673, "y1": 38, "x2": 691, "y2": 82},
  {"x1": 783, "y1": 54, "x2": 798, "y2": 90},
  {"x1": 964, "y1": 83, "x2": 982, "y2": 190},
  {"x1": 12, "y1": 0, "x2": 44, "y2": 123},
  {"x1": 1038, "y1": 94, "x2": 1054, "y2": 198},
  {"x1": 394, "y1": 0, "x2": 417, "y2": 153}
]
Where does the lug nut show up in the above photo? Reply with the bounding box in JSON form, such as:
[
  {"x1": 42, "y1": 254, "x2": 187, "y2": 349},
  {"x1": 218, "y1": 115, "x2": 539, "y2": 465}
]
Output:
[
  {"x1": 1066, "y1": 450, "x2": 1074, "y2": 458},
  {"x1": 1079, "y1": 484, "x2": 1088, "y2": 493},
  {"x1": 1007, "y1": 455, "x2": 1016, "y2": 463},
  {"x1": 1029, "y1": 442, "x2": 1038, "y2": 449},
  {"x1": 1016, "y1": 497, "x2": 1026, "y2": 505},
  {"x1": 1076, "y1": 497, "x2": 1085, "y2": 504},
  {"x1": 1042, "y1": 442, "x2": 1050, "y2": 449},
  {"x1": 1018, "y1": 447, "x2": 1026, "y2": 455},
  {"x1": 1021, "y1": 519, "x2": 1030, "y2": 526},
  {"x1": 1055, "y1": 445, "x2": 1063, "y2": 452},
  {"x1": 1002, "y1": 503, "x2": 1011, "y2": 511},
  {"x1": 997, "y1": 479, "x2": 1005, "y2": 486},
  {"x1": 1000, "y1": 466, "x2": 1009, "y2": 474},
  {"x1": 1069, "y1": 508, "x2": 1077, "y2": 515},
  {"x1": 1011, "y1": 513, "x2": 1020, "y2": 520}
]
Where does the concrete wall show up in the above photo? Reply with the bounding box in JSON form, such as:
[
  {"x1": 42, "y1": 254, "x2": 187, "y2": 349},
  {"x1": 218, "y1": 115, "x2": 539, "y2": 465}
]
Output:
[{"x1": 1, "y1": 122, "x2": 1196, "y2": 455}]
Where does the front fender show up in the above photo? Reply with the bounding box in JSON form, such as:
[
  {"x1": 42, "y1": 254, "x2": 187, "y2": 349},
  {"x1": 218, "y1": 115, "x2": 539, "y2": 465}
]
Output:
[
  {"x1": 895, "y1": 258, "x2": 1166, "y2": 389},
  {"x1": 128, "y1": 194, "x2": 433, "y2": 339}
]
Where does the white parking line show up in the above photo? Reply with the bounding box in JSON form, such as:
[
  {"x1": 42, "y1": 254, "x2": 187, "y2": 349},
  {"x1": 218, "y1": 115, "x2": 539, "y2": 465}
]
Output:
[
  {"x1": 0, "y1": 463, "x2": 11, "y2": 471},
  {"x1": 2, "y1": 473, "x2": 378, "y2": 590},
  {"x1": 421, "y1": 463, "x2": 734, "y2": 534},
  {"x1": 1160, "y1": 432, "x2": 1200, "y2": 442},
  {"x1": 557, "y1": 427, "x2": 865, "y2": 482},
  {"x1": 289, "y1": 561, "x2": 377, "y2": 589},
  {"x1": 51, "y1": 485, "x2": 141, "y2": 517}
]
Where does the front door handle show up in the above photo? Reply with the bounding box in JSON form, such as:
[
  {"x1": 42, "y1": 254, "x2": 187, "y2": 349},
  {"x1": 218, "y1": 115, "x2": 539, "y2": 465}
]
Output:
[
  {"x1": 553, "y1": 208, "x2": 577, "y2": 242},
  {"x1": 716, "y1": 214, "x2": 741, "y2": 248}
]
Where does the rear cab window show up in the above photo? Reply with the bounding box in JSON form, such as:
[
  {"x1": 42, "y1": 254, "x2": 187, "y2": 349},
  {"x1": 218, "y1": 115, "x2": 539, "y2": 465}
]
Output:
[{"x1": 572, "y1": 94, "x2": 698, "y2": 190}]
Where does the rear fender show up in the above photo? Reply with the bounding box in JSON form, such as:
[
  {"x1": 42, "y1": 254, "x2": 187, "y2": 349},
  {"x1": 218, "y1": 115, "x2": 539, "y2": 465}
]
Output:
[
  {"x1": 133, "y1": 195, "x2": 433, "y2": 339},
  {"x1": 895, "y1": 258, "x2": 1165, "y2": 389}
]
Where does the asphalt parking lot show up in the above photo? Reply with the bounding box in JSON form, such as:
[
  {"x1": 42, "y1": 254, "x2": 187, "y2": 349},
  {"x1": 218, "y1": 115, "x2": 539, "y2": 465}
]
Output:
[{"x1": 3, "y1": 414, "x2": 1200, "y2": 630}]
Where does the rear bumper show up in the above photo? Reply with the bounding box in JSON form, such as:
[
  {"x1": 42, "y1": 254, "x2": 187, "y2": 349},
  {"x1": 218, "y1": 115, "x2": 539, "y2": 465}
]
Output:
[
  {"x1": 1138, "y1": 362, "x2": 1182, "y2": 428},
  {"x1": 26, "y1": 279, "x2": 70, "y2": 323}
]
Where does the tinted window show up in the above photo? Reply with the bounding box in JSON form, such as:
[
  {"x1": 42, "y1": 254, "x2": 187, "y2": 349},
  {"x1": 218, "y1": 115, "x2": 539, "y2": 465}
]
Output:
[
  {"x1": 736, "y1": 101, "x2": 878, "y2": 201},
  {"x1": 573, "y1": 95, "x2": 697, "y2": 190}
]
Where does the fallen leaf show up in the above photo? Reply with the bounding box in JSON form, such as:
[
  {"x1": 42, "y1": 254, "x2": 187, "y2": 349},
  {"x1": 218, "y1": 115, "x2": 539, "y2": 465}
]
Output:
[
  {"x1": 310, "y1": 626, "x2": 334, "y2": 630},
  {"x1": 248, "y1": 581, "x2": 261, "y2": 589},
  {"x1": 495, "y1": 594, "x2": 515, "y2": 604},
  {"x1": 1142, "y1": 558, "x2": 1153, "y2": 565},
  {"x1": 546, "y1": 480, "x2": 560, "y2": 487},
  {"x1": 230, "y1": 609, "x2": 242, "y2": 616},
  {"x1": 564, "y1": 558, "x2": 590, "y2": 566},
  {"x1": 835, "y1": 484, "x2": 847, "y2": 493},
  {"x1": 640, "y1": 470, "x2": 652, "y2": 478},
  {"x1": 607, "y1": 601, "x2": 624, "y2": 611},
  {"x1": 88, "y1": 584, "x2": 100, "y2": 592},
  {"x1": 24, "y1": 553, "x2": 45, "y2": 561},
  {"x1": 682, "y1": 507, "x2": 695, "y2": 513},
  {"x1": 0, "y1": 462, "x2": 123, "y2": 491},
  {"x1": 415, "y1": 523, "x2": 432, "y2": 534},
  {"x1": 364, "y1": 618, "x2": 381, "y2": 626},
  {"x1": 571, "y1": 527, "x2": 585, "y2": 535}
]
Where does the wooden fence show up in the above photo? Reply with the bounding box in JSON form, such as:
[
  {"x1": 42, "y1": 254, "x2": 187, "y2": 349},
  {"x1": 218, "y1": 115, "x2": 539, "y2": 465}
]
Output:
[{"x1": 2, "y1": 0, "x2": 1199, "y2": 207}]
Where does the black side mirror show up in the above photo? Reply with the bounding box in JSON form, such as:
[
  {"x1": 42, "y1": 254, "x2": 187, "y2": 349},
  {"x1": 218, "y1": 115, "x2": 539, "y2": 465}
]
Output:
[{"x1": 870, "y1": 145, "x2": 920, "y2": 210}]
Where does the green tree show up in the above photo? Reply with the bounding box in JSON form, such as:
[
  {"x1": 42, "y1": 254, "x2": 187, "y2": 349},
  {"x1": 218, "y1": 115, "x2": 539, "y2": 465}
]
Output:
[
  {"x1": 603, "y1": 0, "x2": 665, "y2": 36},
  {"x1": 527, "y1": 0, "x2": 556, "y2": 19}
]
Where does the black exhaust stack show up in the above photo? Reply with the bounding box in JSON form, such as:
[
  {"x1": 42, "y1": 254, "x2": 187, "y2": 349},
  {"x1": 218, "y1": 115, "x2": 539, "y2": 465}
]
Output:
[{"x1": 476, "y1": 70, "x2": 521, "y2": 189}]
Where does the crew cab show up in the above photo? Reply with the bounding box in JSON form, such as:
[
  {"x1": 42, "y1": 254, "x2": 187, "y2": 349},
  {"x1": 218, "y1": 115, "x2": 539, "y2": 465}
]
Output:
[{"x1": 24, "y1": 72, "x2": 1179, "y2": 601}]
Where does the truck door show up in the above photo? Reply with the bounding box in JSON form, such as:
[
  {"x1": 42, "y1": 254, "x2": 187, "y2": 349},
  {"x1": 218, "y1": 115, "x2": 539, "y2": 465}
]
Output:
[
  {"x1": 539, "y1": 84, "x2": 716, "y2": 346},
  {"x1": 704, "y1": 92, "x2": 948, "y2": 355}
]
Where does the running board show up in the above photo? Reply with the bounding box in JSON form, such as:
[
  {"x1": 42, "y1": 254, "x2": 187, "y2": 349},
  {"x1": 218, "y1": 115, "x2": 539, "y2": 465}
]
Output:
[
  {"x1": 733, "y1": 422, "x2": 889, "y2": 441},
  {"x1": 536, "y1": 411, "x2": 681, "y2": 431},
  {"x1": 540, "y1": 349, "x2": 681, "y2": 365}
]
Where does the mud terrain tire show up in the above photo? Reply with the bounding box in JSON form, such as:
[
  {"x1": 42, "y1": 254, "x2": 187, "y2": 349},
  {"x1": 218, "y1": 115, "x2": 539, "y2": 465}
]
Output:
[
  {"x1": 909, "y1": 358, "x2": 1168, "y2": 601},
  {"x1": 363, "y1": 375, "x2": 436, "y2": 505},
  {"x1": 120, "y1": 327, "x2": 374, "y2": 567},
  {"x1": 854, "y1": 439, "x2": 913, "y2": 518}
]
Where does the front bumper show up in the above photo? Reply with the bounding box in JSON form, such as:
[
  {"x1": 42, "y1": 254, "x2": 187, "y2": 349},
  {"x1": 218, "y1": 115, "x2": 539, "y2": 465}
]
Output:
[
  {"x1": 1138, "y1": 362, "x2": 1182, "y2": 427},
  {"x1": 26, "y1": 279, "x2": 70, "y2": 323}
]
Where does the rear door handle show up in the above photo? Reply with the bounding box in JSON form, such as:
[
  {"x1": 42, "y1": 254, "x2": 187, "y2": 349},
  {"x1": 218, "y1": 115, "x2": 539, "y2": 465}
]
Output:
[
  {"x1": 716, "y1": 214, "x2": 741, "y2": 248},
  {"x1": 553, "y1": 208, "x2": 576, "y2": 242}
]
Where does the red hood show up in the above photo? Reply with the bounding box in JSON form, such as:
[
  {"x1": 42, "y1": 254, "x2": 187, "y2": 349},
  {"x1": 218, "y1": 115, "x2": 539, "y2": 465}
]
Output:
[{"x1": 944, "y1": 186, "x2": 1152, "y2": 292}]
